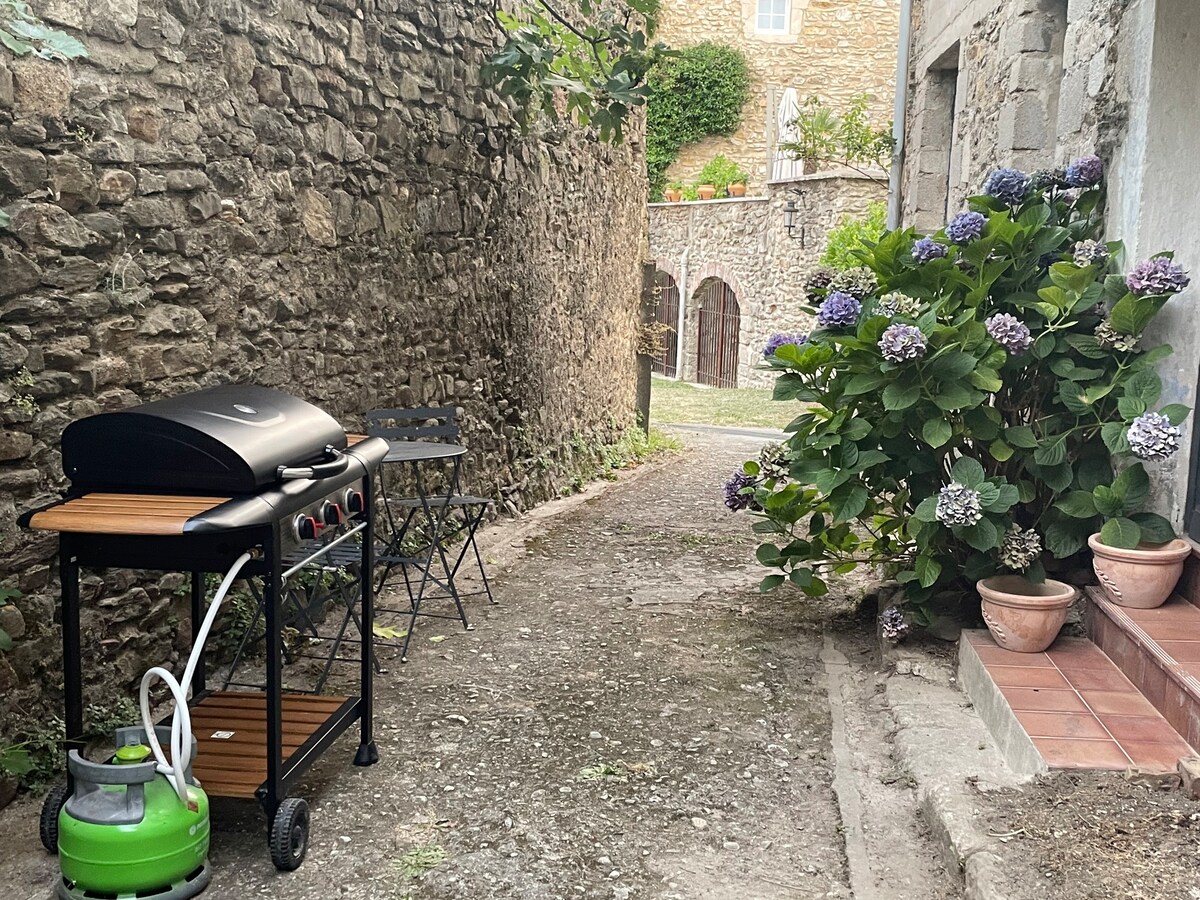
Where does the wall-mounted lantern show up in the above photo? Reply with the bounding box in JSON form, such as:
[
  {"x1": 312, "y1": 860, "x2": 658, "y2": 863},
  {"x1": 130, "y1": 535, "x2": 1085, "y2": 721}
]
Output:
[{"x1": 783, "y1": 188, "x2": 807, "y2": 247}]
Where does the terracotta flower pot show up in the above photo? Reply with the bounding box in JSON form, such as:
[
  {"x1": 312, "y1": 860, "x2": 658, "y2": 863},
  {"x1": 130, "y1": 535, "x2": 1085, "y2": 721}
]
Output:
[
  {"x1": 977, "y1": 575, "x2": 1077, "y2": 653},
  {"x1": 696, "y1": 184, "x2": 717, "y2": 200},
  {"x1": 1088, "y1": 533, "x2": 1191, "y2": 609},
  {"x1": 728, "y1": 183, "x2": 747, "y2": 197},
  {"x1": 664, "y1": 188, "x2": 682, "y2": 202}
]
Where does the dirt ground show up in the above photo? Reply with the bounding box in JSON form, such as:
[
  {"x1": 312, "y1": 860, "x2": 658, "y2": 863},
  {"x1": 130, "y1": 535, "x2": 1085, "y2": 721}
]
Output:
[
  {"x1": 0, "y1": 428, "x2": 954, "y2": 900},
  {"x1": 980, "y1": 772, "x2": 1200, "y2": 900}
]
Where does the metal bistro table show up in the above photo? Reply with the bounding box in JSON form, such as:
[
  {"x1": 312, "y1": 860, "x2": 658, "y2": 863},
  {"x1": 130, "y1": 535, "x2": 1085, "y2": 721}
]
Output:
[{"x1": 374, "y1": 439, "x2": 472, "y2": 660}]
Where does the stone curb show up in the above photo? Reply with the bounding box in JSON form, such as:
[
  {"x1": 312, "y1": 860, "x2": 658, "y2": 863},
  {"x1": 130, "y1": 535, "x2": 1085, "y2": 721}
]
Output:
[{"x1": 884, "y1": 654, "x2": 1028, "y2": 900}]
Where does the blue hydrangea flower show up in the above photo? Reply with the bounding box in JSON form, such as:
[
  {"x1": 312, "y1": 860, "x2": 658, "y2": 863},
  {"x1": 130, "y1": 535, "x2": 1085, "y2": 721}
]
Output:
[
  {"x1": 723, "y1": 471, "x2": 761, "y2": 511},
  {"x1": 762, "y1": 332, "x2": 807, "y2": 359},
  {"x1": 1127, "y1": 413, "x2": 1182, "y2": 461},
  {"x1": 912, "y1": 237, "x2": 949, "y2": 263},
  {"x1": 1064, "y1": 155, "x2": 1103, "y2": 188},
  {"x1": 985, "y1": 313, "x2": 1033, "y2": 355},
  {"x1": 817, "y1": 291, "x2": 862, "y2": 328},
  {"x1": 878, "y1": 323, "x2": 927, "y2": 362},
  {"x1": 946, "y1": 211, "x2": 986, "y2": 244},
  {"x1": 983, "y1": 167, "x2": 1031, "y2": 206},
  {"x1": 936, "y1": 483, "x2": 983, "y2": 527},
  {"x1": 1126, "y1": 257, "x2": 1191, "y2": 296}
]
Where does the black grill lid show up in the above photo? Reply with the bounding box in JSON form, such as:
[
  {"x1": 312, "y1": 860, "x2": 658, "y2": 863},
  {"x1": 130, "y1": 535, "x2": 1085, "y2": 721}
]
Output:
[{"x1": 61, "y1": 385, "x2": 349, "y2": 494}]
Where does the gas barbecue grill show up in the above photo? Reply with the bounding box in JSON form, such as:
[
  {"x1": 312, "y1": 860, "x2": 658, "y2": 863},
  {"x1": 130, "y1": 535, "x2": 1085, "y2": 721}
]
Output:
[{"x1": 20, "y1": 384, "x2": 388, "y2": 871}]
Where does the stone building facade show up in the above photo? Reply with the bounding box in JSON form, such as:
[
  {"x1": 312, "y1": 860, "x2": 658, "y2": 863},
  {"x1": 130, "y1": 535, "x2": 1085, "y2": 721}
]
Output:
[
  {"x1": 898, "y1": 0, "x2": 1200, "y2": 528},
  {"x1": 650, "y1": 173, "x2": 884, "y2": 387},
  {"x1": 0, "y1": 1, "x2": 646, "y2": 748},
  {"x1": 655, "y1": 0, "x2": 900, "y2": 191}
]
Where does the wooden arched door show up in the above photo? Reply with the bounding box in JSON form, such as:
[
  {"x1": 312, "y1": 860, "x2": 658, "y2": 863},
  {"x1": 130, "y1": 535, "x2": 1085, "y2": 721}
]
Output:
[{"x1": 695, "y1": 278, "x2": 740, "y2": 388}]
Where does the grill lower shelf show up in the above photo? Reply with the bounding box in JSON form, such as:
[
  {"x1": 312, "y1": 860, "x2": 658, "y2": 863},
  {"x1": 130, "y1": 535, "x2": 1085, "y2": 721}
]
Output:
[{"x1": 185, "y1": 691, "x2": 354, "y2": 798}]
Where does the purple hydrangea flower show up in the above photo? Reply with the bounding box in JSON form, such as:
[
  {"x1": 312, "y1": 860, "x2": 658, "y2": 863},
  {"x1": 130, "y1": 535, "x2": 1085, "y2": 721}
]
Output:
[
  {"x1": 936, "y1": 483, "x2": 984, "y2": 527},
  {"x1": 912, "y1": 237, "x2": 949, "y2": 263},
  {"x1": 723, "y1": 471, "x2": 762, "y2": 511},
  {"x1": 804, "y1": 267, "x2": 834, "y2": 302},
  {"x1": 1126, "y1": 256, "x2": 1191, "y2": 296},
  {"x1": 879, "y1": 605, "x2": 910, "y2": 643},
  {"x1": 983, "y1": 167, "x2": 1031, "y2": 206},
  {"x1": 1064, "y1": 154, "x2": 1103, "y2": 188},
  {"x1": 946, "y1": 211, "x2": 986, "y2": 244},
  {"x1": 817, "y1": 291, "x2": 862, "y2": 328},
  {"x1": 762, "y1": 332, "x2": 807, "y2": 359},
  {"x1": 985, "y1": 313, "x2": 1033, "y2": 355},
  {"x1": 1127, "y1": 412, "x2": 1182, "y2": 461},
  {"x1": 878, "y1": 323, "x2": 927, "y2": 362},
  {"x1": 1073, "y1": 239, "x2": 1109, "y2": 268}
]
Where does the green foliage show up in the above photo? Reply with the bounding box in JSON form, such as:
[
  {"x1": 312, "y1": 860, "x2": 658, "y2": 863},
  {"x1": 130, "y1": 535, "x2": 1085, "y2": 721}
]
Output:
[
  {"x1": 0, "y1": 1, "x2": 87, "y2": 60},
  {"x1": 397, "y1": 844, "x2": 447, "y2": 879},
  {"x1": 646, "y1": 41, "x2": 749, "y2": 199},
  {"x1": 694, "y1": 154, "x2": 748, "y2": 196},
  {"x1": 821, "y1": 201, "x2": 888, "y2": 271},
  {"x1": 740, "y1": 162, "x2": 1190, "y2": 621},
  {"x1": 780, "y1": 94, "x2": 894, "y2": 177},
  {"x1": 485, "y1": 0, "x2": 670, "y2": 143},
  {"x1": 0, "y1": 208, "x2": 9, "y2": 229}
]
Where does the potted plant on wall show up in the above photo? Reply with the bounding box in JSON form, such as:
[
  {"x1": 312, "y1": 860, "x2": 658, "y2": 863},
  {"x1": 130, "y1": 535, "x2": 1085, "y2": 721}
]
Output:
[
  {"x1": 696, "y1": 155, "x2": 745, "y2": 200},
  {"x1": 664, "y1": 181, "x2": 684, "y2": 202},
  {"x1": 724, "y1": 155, "x2": 1192, "y2": 651},
  {"x1": 728, "y1": 165, "x2": 750, "y2": 197}
]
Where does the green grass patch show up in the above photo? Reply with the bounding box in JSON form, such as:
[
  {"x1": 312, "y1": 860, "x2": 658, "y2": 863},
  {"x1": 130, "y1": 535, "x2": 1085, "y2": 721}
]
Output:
[{"x1": 651, "y1": 377, "x2": 792, "y2": 430}]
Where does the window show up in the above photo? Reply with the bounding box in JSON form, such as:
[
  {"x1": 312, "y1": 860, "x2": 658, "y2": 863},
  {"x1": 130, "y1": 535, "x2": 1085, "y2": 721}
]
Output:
[{"x1": 756, "y1": 0, "x2": 788, "y2": 33}]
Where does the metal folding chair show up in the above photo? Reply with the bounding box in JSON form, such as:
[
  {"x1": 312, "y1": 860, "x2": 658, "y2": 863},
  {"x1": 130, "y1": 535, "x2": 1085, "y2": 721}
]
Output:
[{"x1": 367, "y1": 406, "x2": 495, "y2": 661}]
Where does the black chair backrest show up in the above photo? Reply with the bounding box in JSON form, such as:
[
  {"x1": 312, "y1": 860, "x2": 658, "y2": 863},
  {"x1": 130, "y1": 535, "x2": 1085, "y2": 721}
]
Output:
[{"x1": 367, "y1": 406, "x2": 460, "y2": 442}]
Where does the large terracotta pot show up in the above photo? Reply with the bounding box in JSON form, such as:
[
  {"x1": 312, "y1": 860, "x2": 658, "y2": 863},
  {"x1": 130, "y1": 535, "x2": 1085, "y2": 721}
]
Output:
[
  {"x1": 728, "y1": 182, "x2": 747, "y2": 197},
  {"x1": 1088, "y1": 533, "x2": 1191, "y2": 609},
  {"x1": 664, "y1": 188, "x2": 682, "y2": 202},
  {"x1": 977, "y1": 575, "x2": 1077, "y2": 653},
  {"x1": 696, "y1": 184, "x2": 717, "y2": 200}
]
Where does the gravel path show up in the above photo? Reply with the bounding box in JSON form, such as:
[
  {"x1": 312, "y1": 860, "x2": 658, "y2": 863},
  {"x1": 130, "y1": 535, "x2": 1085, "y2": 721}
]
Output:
[{"x1": 0, "y1": 428, "x2": 947, "y2": 900}]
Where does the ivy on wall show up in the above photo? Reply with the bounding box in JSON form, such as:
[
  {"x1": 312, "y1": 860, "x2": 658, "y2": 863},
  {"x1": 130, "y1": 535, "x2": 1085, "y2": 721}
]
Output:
[
  {"x1": 647, "y1": 41, "x2": 749, "y2": 201},
  {"x1": 0, "y1": 0, "x2": 88, "y2": 60}
]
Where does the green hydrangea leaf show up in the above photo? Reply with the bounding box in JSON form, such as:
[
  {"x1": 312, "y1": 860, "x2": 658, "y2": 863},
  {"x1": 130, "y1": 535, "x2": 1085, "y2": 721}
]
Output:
[{"x1": 1100, "y1": 516, "x2": 1141, "y2": 550}]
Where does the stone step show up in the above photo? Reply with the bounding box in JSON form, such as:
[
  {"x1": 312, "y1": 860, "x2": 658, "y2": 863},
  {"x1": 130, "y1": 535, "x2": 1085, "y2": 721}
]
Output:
[
  {"x1": 959, "y1": 629, "x2": 1195, "y2": 776},
  {"x1": 1085, "y1": 587, "x2": 1200, "y2": 751}
]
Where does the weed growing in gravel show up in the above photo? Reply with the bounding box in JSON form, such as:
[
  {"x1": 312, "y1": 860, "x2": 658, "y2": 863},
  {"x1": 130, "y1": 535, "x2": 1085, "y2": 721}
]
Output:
[{"x1": 396, "y1": 843, "x2": 446, "y2": 878}]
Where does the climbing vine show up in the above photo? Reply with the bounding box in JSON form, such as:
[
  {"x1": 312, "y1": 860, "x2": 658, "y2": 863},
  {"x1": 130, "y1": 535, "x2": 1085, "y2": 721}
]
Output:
[
  {"x1": 0, "y1": 1, "x2": 88, "y2": 60},
  {"x1": 485, "y1": 0, "x2": 670, "y2": 143},
  {"x1": 647, "y1": 41, "x2": 748, "y2": 200}
]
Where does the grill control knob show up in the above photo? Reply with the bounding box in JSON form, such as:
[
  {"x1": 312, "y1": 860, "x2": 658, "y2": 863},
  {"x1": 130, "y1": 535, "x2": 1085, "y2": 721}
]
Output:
[
  {"x1": 341, "y1": 489, "x2": 365, "y2": 515},
  {"x1": 292, "y1": 514, "x2": 319, "y2": 542},
  {"x1": 320, "y1": 502, "x2": 343, "y2": 526}
]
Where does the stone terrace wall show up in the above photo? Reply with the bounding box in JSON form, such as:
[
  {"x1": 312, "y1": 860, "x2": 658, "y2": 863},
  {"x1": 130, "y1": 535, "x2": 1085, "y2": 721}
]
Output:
[
  {"x1": 650, "y1": 173, "x2": 883, "y2": 387},
  {"x1": 655, "y1": 0, "x2": 899, "y2": 191},
  {"x1": 0, "y1": 0, "x2": 645, "y2": 745}
]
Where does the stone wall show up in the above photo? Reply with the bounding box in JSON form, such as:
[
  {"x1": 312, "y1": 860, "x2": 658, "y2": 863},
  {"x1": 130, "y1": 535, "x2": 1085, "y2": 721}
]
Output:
[
  {"x1": 649, "y1": 172, "x2": 884, "y2": 387},
  {"x1": 0, "y1": 0, "x2": 646, "y2": 749},
  {"x1": 655, "y1": 0, "x2": 900, "y2": 191},
  {"x1": 899, "y1": 0, "x2": 1200, "y2": 527}
]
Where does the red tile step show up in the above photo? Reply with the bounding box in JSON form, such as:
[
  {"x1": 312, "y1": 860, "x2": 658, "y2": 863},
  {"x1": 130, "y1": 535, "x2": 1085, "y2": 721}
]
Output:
[
  {"x1": 1085, "y1": 586, "x2": 1200, "y2": 751},
  {"x1": 961, "y1": 629, "x2": 1196, "y2": 773}
]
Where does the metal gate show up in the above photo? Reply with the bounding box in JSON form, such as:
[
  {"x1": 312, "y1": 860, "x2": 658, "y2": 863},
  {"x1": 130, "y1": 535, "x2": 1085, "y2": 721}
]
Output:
[
  {"x1": 652, "y1": 270, "x2": 680, "y2": 377},
  {"x1": 695, "y1": 278, "x2": 740, "y2": 388}
]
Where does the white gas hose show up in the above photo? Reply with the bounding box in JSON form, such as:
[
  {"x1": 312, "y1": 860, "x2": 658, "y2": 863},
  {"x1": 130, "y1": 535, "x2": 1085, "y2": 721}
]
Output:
[{"x1": 139, "y1": 552, "x2": 254, "y2": 802}]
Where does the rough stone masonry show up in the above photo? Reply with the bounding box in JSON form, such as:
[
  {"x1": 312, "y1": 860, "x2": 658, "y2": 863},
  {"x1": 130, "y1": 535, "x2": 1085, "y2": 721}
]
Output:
[{"x1": 0, "y1": 0, "x2": 647, "y2": 753}]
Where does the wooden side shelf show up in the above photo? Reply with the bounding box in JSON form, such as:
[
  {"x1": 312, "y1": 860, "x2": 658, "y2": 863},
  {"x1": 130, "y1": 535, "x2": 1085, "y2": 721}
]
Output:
[
  {"x1": 188, "y1": 691, "x2": 353, "y2": 798},
  {"x1": 27, "y1": 493, "x2": 229, "y2": 535}
]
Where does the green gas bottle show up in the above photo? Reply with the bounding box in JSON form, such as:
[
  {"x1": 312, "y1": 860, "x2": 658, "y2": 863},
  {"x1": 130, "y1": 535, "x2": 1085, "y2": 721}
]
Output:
[{"x1": 56, "y1": 728, "x2": 211, "y2": 900}]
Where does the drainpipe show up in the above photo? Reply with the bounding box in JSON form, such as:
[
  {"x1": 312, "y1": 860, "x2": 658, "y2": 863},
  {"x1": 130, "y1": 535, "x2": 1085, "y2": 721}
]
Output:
[
  {"x1": 887, "y1": 0, "x2": 914, "y2": 230},
  {"x1": 675, "y1": 246, "x2": 689, "y2": 380}
]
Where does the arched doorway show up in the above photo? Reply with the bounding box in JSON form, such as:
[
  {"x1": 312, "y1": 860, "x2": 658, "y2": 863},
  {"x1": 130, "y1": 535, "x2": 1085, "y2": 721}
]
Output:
[
  {"x1": 694, "y1": 278, "x2": 740, "y2": 388},
  {"x1": 652, "y1": 270, "x2": 680, "y2": 377}
]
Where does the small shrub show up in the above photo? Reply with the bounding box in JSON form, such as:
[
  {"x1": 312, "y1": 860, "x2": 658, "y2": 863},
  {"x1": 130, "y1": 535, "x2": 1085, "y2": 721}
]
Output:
[
  {"x1": 821, "y1": 201, "x2": 888, "y2": 271},
  {"x1": 695, "y1": 154, "x2": 748, "y2": 196}
]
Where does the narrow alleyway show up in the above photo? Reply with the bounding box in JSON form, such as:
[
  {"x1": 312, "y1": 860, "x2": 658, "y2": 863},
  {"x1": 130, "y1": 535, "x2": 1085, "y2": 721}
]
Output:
[{"x1": 0, "y1": 431, "x2": 954, "y2": 900}]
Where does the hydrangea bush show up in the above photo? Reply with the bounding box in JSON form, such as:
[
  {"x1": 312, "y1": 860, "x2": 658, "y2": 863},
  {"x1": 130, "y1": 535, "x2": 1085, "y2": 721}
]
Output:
[{"x1": 741, "y1": 155, "x2": 1192, "y2": 623}]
